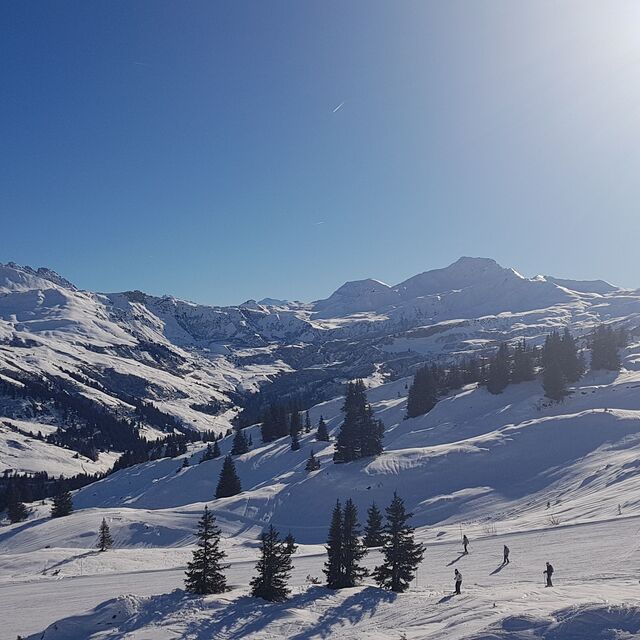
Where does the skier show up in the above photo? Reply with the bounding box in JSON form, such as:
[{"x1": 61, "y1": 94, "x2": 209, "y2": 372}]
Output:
[
  {"x1": 503, "y1": 545, "x2": 510, "y2": 565},
  {"x1": 462, "y1": 534, "x2": 469, "y2": 554},
  {"x1": 454, "y1": 569, "x2": 463, "y2": 595},
  {"x1": 543, "y1": 561, "x2": 554, "y2": 587}
]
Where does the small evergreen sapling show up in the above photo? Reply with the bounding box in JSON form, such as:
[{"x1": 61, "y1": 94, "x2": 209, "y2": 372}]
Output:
[
  {"x1": 97, "y1": 517, "x2": 113, "y2": 551},
  {"x1": 184, "y1": 506, "x2": 228, "y2": 594},
  {"x1": 305, "y1": 450, "x2": 321, "y2": 472}
]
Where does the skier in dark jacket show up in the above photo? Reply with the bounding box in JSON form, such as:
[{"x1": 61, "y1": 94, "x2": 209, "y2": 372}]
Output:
[
  {"x1": 462, "y1": 534, "x2": 469, "y2": 554},
  {"x1": 454, "y1": 569, "x2": 463, "y2": 594},
  {"x1": 543, "y1": 562, "x2": 554, "y2": 587},
  {"x1": 503, "y1": 545, "x2": 510, "y2": 565}
]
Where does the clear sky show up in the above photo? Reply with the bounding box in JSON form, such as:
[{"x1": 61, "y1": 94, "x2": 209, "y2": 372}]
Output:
[{"x1": 2, "y1": 1, "x2": 640, "y2": 305}]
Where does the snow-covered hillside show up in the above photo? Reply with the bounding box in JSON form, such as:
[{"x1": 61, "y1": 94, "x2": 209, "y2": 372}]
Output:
[
  {"x1": 2, "y1": 335, "x2": 640, "y2": 637},
  {"x1": 3, "y1": 257, "x2": 640, "y2": 638}
]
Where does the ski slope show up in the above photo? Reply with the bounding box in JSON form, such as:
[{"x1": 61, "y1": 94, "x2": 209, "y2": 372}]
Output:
[{"x1": 3, "y1": 338, "x2": 640, "y2": 637}]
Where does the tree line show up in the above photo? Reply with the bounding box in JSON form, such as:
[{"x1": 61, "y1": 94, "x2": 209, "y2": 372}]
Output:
[
  {"x1": 184, "y1": 491, "x2": 423, "y2": 601},
  {"x1": 405, "y1": 324, "x2": 629, "y2": 417}
]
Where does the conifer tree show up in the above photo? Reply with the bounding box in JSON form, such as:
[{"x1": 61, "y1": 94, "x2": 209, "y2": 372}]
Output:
[
  {"x1": 6, "y1": 490, "x2": 28, "y2": 524},
  {"x1": 290, "y1": 430, "x2": 301, "y2": 451},
  {"x1": 560, "y1": 327, "x2": 584, "y2": 383},
  {"x1": 316, "y1": 416, "x2": 330, "y2": 442},
  {"x1": 284, "y1": 531, "x2": 298, "y2": 556},
  {"x1": 542, "y1": 332, "x2": 567, "y2": 401},
  {"x1": 487, "y1": 343, "x2": 511, "y2": 394},
  {"x1": 341, "y1": 499, "x2": 368, "y2": 587},
  {"x1": 334, "y1": 381, "x2": 384, "y2": 463},
  {"x1": 51, "y1": 490, "x2": 73, "y2": 518},
  {"x1": 215, "y1": 455, "x2": 242, "y2": 498},
  {"x1": 406, "y1": 366, "x2": 438, "y2": 418},
  {"x1": 373, "y1": 493, "x2": 425, "y2": 593},
  {"x1": 324, "y1": 500, "x2": 344, "y2": 589},
  {"x1": 250, "y1": 525, "x2": 294, "y2": 602},
  {"x1": 511, "y1": 339, "x2": 536, "y2": 383},
  {"x1": 289, "y1": 410, "x2": 302, "y2": 437},
  {"x1": 231, "y1": 428, "x2": 249, "y2": 455},
  {"x1": 97, "y1": 517, "x2": 113, "y2": 551},
  {"x1": 363, "y1": 502, "x2": 384, "y2": 548},
  {"x1": 304, "y1": 411, "x2": 312, "y2": 433},
  {"x1": 591, "y1": 325, "x2": 622, "y2": 371},
  {"x1": 200, "y1": 441, "x2": 220, "y2": 463},
  {"x1": 184, "y1": 506, "x2": 228, "y2": 594},
  {"x1": 305, "y1": 450, "x2": 321, "y2": 471}
]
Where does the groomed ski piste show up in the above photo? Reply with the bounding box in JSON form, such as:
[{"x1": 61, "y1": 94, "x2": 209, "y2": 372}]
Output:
[{"x1": 3, "y1": 344, "x2": 640, "y2": 638}]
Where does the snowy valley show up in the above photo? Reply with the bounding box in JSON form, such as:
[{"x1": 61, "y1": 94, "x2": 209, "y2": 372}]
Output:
[{"x1": 1, "y1": 257, "x2": 640, "y2": 639}]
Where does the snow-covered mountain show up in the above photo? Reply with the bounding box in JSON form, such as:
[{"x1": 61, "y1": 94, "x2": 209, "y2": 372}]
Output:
[
  {"x1": 3, "y1": 257, "x2": 640, "y2": 638},
  {"x1": 0, "y1": 257, "x2": 638, "y2": 477}
]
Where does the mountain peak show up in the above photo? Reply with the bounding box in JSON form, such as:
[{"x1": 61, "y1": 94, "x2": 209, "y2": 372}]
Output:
[{"x1": 0, "y1": 262, "x2": 77, "y2": 292}]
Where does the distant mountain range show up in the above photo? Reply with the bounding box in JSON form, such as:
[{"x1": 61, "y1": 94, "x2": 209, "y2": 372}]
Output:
[{"x1": 0, "y1": 257, "x2": 636, "y2": 476}]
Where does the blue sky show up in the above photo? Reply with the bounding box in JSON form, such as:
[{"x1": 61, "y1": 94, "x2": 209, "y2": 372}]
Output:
[{"x1": 2, "y1": 1, "x2": 640, "y2": 305}]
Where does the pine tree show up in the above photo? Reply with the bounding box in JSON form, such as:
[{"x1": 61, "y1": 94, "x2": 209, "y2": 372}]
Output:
[
  {"x1": 231, "y1": 428, "x2": 249, "y2": 455},
  {"x1": 304, "y1": 411, "x2": 312, "y2": 433},
  {"x1": 591, "y1": 325, "x2": 622, "y2": 371},
  {"x1": 305, "y1": 450, "x2": 321, "y2": 471},
  {"x1": 185, "y1": 506, "x2": 228, "y2": 594},
  {"x1": 290, "y1": 430, "x2": 300, "y2": 451},
  {"x1": 511, "y1": 339, "x2": 535, "y2": 383},
  {"x1": 373, "y1": 493, "x2": 425, "y2": 593},
  {"x1": 316, "y1": 416, "x2": 330, "y2": 442},
  {"x1": 51, "y1": 490, "x2": 73, "y2": 518},
  {"x1": 363, "y1": 502, "x2": 384, "y2": 548},
  {"x1": 215, "y1": 455, "x2": 242, "y2": 498},
  {"x1": 250, "y1": 525, "x2": 294, "y2": 602},
  {"x1": 341, "y1": 499, "x2": 368, "y2": 587},
  {"x1": 542, "y1": 332, "x2": 567, "y2": 401},
  {"x1": 284, "y1": 531, "x2": 298, "y2": 555},
  {"x1": 406, "y1": 366, "x2": 438, "y2": 418},
  {"x1": 289, "y1": 409, "x2": 302, "y2": 437},
  {"x1": 334, "y1": 381, "x2": 384, "y2": 463},
  {"x1": 6, "y1": 489, "x2": 28, "y2": 524},
  {"x1": 97, "y1": 517, "x2": 113, "y2": 551},
  {"x1": 324, "y1": 500, "x2": 344, "y2": 589},
  {"x1": 560, "y1": 328, "x2": 584, "y2": 383},
  {"x1": 487, "y1": 343, "x2": 511, "y2": 394},
  {"x1": 200, "y1": 441, "x2": 220, "y2": 463}
]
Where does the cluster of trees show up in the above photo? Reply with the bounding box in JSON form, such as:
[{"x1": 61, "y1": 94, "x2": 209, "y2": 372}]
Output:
[
  {"x1": 407, "y1": 357, "x2": 485, "y2": 418},
  {"x1": 260, "y1": 404, "x2": 311, "y2": 443},
  {"x1": 184, "y1": 506, "x2": 296, "y2": 602},
  {"x1": 325, "y1": 494, "x2": 424, "y2": 593},
  {"x1": 185, "y1": 492, "x2": 422, "y2": 602},
  {"x1": 541, "y1": 329, "x2": 585, "y2": 400},
  {"x1": 405, "y1": 323, "x2": 630, "y2": 413},
  {"x1": 591, "y1": 325, "x2": 626, "y2": 372},
  {"x1": 333, "y1": 380, "x2": 384, "y2": 463}
]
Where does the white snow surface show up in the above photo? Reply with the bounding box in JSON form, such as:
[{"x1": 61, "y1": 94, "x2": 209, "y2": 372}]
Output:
[
  {"x1": 3, "y1": 258, "x2": 640, "y2": 637},
  {"x1": 2, "y1": 340, "x2": 640, "y2": 637}
]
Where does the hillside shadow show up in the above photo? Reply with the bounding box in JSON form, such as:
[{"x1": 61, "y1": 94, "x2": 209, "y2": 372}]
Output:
[
  {"x1": 43, "y1": 549, "x2": 98, "y2": 574},
  {"x1": 183, "y1": 586, "x2": 396, "y2": 640}
]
